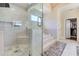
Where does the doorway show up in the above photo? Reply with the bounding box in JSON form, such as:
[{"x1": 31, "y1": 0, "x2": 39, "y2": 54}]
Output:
[{"x1": 66, "y1": 18, "x2": 77, "y2": 41}]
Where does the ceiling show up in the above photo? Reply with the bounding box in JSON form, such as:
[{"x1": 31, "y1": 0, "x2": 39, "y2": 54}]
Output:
[
  {"x1": 42, "y1": 3, "x2": 70, "y2": 14},
  {"x1": 10, "y1": 3, "x2": 34, "y2": 10},
  {"x1": 9, "y1": 3, "x2": 69, "y2": 12},
  {"x1": 49, "y1": 3, "x2": 60, "y2": 8},
  {"x1": 49, "y1": 3, "x2": 69, "y2": 9}
]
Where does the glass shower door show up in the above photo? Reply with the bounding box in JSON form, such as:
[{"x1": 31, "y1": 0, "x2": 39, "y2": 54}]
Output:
[
  {"x1": 0, "y1": 3, "x2": 43, "y2": 56},
  {"x1": 1, "y1": 3, "x2": 31, "y2": 56},
  {"x1": 28, "y1": 3, "x2": 43, "y2": 56}
]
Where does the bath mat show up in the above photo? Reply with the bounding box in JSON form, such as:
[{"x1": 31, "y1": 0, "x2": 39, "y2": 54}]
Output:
[{"x1": 43, "y1": 41, "x2": 66, "y2": 56}]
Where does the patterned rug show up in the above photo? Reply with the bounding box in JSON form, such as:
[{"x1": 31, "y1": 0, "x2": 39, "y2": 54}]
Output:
[{"x1": 43, "y1": 41, "x2": 66, "y2": 56}]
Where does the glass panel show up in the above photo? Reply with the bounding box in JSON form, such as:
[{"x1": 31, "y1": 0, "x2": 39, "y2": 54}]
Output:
[
  {"x1": 0, "y1": 3, "x2": 31, "y2": 56},
  {"x1": 28, "y1": 3, "x2": 43, "y2": 56},
  {"x1": 0, "y1": 3, "x2": 43, "y2": 56}
]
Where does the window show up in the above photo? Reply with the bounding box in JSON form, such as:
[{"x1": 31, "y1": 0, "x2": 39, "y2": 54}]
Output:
[
  {"x1": 31, "y1": 15, "x2": 42, "y2": 26},
  {"x1": 31, "y1": 15, "x2": 38, "y2": 22},
  {"x1": 31, "y1": 15, "x2": 41, "y2": 22}
]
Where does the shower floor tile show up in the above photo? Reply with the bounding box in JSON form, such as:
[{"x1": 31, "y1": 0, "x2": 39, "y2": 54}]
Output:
[{"x1": 4, "y1": 44, "x2": 29, "y2": 56}]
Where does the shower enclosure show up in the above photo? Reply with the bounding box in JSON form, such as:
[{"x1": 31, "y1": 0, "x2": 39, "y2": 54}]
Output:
[{"x1": 0, "y1": 3, "x2": 43, "y2": 56}]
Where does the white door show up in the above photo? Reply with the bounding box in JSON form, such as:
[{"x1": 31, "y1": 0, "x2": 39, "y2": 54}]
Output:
[{"x1": 65, "y1": 20, "x2": 70, "y2": 38}]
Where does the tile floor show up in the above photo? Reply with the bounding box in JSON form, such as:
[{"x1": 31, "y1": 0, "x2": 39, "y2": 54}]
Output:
[
  {"x1": 59, "y1": 39, "x2": 79, "y2": 56},
  {"x1": 4, "y1": 44, "x2": 29, "y2": 56},
  {"x1": 4, "y1": 39, "x2": 79, "y2": 56},
  {"x1": 43, "y1": 39, "x2": 79, "y2": 56}
]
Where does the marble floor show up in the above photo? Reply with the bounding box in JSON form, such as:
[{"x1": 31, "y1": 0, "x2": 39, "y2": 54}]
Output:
[
  {"x1": 43, "y1": 39, "x2": 79, "y2": 56},
  {"x1": 4, "y1": 44, "x2": 29, "y2": 56},
  {"x1": 3, "y1": 38, "x2": 79, "y2": 56},
  {"x1": 58, "y1": 39, "x2": 79, "y2": 56}
]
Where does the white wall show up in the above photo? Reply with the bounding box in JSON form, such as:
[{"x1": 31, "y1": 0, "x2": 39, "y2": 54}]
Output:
[
  {"x1": 43, "y1": 4, "x2": 58, "y2": 39},
  {"x1": 43, "y1": 4, "x2": 79, "y2": 47},
  {"x1": 0, "y1": 4, "x2": 27, "y2": 22},
  {"x1": 43, "y1": 4, "x2": 58, "y2": 50},
  {"x1": 59, "y1": 4, "x2": 79, "y2": 41}
]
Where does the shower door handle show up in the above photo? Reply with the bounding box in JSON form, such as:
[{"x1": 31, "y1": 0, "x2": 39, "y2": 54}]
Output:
[{"x1": 37, "y1": 17, "x2": 42, "y2": 27}]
